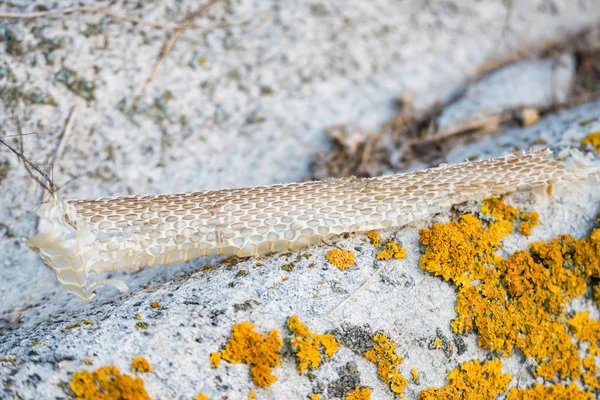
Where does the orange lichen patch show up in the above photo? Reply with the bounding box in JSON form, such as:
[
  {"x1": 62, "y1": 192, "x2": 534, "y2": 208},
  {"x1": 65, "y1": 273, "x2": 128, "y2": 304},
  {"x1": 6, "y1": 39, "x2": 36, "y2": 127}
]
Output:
[
  {"x1": 366, "y1": 231, "x2": 381, "y2": 248},
  {"x1": 149, "y1": 302, "x2": 160, "y2": 309},
  {"x1": 66, "y1": 320, "x2": 93, "y2": 330},
  {"x1": 286, "y1": 315, "x2": 340, "y2": 373},
  {"x1": 248, "y1": 391, "x2": 256, "y2": 399},
  {"x1": 195, "y1": 394, "x2": 210, "y2": 400},
  {"x1": 481, "y1": 198, "x2": 519, "y2": 222},
  {"x1": 433, "y1": 338, "x2": 442, "y2": 349},
  {"x1": 131, "y1": 357, "x2": 153, "y2": 373},
  {"x1": 326, "y1": 249, "x2": 355, "y2": 270},
  {"x1": 568, "y1": 311, "x2": 600, "y2": 355},
  {"x1": 209, "y1": 352, "x2": 221, "y2": 368},
  {"x1": 582, "y1": 355, "x2": 600, "y2": 391},
  {"x1": 346, "y1": 386, "x2": 372, "y2": 400},
  {"x1": 135, "y1": 313, "x2": 141, "y2": 321},
  {"x1": 419, "y1": 198, "x2": 600, "y2": 387},
  {"x1": 309, "y1": 394, "x2": 322, "y2": 400},
  {"x1": 70, "y1": 365, "x2": 150, "y2": 400},
  {"x1": 365, "y1": 332, "x2": 408, "y2": 397},
  {"x1": 419, "y1": 212, "x2": 511, "y2": 285},
  {"x1": 518, "y1": 211, "x2": 539, "y2": 236},
  {"x1": 481, "y1": 198, "x2": 539, "y2": 237},
  {"x1": 376, "y1": 240, "x2": 407, "y2": 261},
  {"x1": 418, "y1": 359, "x2": 511, "y2": 400},
  {"x1": 411, "y1": 368, "x2": 419, "y2": 383},
  {"x1": 212, "y1": 321, "x2": 282, "y2": 387},
  {"x1": 507, "y1": 382, "x2": 593, "y2": 400},
  {"x1": 581, "y1": 131, "x2": 600, "y2": 153},
  {"x1": 594, "y1": 284, "x2": 600, "y2": 308}
]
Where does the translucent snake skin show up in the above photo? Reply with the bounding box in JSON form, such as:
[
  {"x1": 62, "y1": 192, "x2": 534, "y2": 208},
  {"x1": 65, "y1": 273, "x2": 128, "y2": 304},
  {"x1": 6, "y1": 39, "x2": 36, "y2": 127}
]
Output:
[{"x1": 23, "y1": 149, "x2": 595, "y2": 300}]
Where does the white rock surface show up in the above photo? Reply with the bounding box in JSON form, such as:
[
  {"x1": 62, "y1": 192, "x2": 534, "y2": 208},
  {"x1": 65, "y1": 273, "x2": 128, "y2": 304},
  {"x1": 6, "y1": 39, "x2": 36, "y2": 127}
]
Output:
[{"x1": 1, "y1": 1, "x2": 600, "y2": 399}]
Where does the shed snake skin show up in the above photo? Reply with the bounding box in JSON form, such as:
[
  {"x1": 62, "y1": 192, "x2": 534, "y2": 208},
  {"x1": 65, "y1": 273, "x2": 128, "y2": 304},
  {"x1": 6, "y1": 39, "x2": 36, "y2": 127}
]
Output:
[{"x1": 23, "y1": 148, "x2": 597, "y2": 300}]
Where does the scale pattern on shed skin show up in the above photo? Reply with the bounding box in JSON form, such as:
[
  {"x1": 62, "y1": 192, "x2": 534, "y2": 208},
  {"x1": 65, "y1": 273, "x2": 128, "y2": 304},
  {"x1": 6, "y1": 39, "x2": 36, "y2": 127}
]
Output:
[{"x1": 23, "y1": 149, "x2": 592, "y2": 301}]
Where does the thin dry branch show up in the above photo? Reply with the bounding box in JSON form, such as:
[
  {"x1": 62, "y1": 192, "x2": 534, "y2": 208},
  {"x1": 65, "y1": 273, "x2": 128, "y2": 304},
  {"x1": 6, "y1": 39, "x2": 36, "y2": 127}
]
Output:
[
  {"x1": 0, "y1": 135, "x2": 55, "y2": 195},
  {"x1": 142, "y1": 0, "x2": 223, "y2": 90},
  {"x1": 49, "y1": 104, "x2": 78, "y2": 171},
  {"x1": 0, "y1": 6, "x2": 165, "y2": 28},
  {"x1": 408, "y1": 90, "x2": 600, "y2": 147},
  {"x1": 0, "y1": 6, "x2": 231, "y2": 30}
]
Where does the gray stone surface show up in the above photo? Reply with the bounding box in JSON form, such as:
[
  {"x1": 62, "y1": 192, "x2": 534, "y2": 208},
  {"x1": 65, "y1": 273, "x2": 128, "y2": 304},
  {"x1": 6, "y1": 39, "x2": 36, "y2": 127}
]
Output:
[{"x1": 1, "y1": 1, "x2": 600, "y2": 399}]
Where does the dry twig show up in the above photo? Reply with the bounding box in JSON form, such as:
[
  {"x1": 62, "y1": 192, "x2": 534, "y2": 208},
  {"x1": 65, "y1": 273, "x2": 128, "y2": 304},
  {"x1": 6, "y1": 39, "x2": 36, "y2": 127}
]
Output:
[
  {"x1": 142, "y1": 0, "x2": 223, "y2": 90},
  {"x1": 49, "y1": 104, "x2": 78, "y2": 172},
  {"x1": 0, "y1": 6, "x2": 166, "y2": 28}
]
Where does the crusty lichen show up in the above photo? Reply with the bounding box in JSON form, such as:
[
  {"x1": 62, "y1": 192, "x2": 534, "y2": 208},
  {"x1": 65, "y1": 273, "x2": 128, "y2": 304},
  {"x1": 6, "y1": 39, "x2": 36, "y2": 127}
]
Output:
[
  {"x1": 507, "y1": 382, "x2": 593, "y2": 400},
  {"x1": 70, "y1": 365, "x2": 150, "y2": 400},
  {"x1": 411, "y1": 368, "x2": 419, "y2": 383},
  {"x1": 65, "y1": 320, "x2": 93, "y2": 330},
  {"x1": 581, "y1": 131, "x2": 600, "y2": 153},
  {"x1": 346, "y1": 386, "x2": 372, "y2": 400},
  {"x1": 326, "y1": 249, "x2": 355, "y2": 270},
  {"x1": 366, "y1": 231, "x2": 381, "y2": 248},
  {"x1": 518, "y1": 211, "x2": 539, "y2": 236},
  {"x1": 418, "y1": 359, "x2": 511, "y2": 400},
  {"x1": 481, "y1": 198, "x2": 539, "y2": 237},
  {"x1": 419, "y1": 198, "x2": 600, "y2": 392},
  {"x1": 376, "y1": 240, "x2": 407, "y2": 261},
  {"x1": 287, "y1": 315, "x2": 340, "y2": 373},
  {"x1": 366, "y1": 231, "x2": 407, "y2": 260},
  {"x1": 195, "y1": 394, "x2": 210, "y2": 400},
  {"x1": 211, "y1": 321, "x2": 282, "y2": 387},
  {"x1": 364, "y1": 332, "x2": 408, "y2": 397},
  {"x1": 131, "y1": 357, "x2": 153, "y2": 373}
]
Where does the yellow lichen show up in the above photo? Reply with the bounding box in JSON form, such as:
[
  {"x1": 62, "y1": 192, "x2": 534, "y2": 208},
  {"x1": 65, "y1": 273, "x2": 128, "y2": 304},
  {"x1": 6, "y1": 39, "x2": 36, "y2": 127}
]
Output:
[
  {"x1": 376, "y1": 240, "x2": 407, "y2": 261},
  {"x1": 594, "y1": 284, "x2": 600, "y2": 309},
  {"x1": 70, "y1": 365, "x2": 150, "y2": 400},
  {"x1": 310, "y1": 394, "x2": 322, "y2": 400},
  {"x1": 366, "y1": 231, "x2": 381, "y2": 248},
  {"x1": 248, "y1": 391, "x2": 256, "y2": 399},
  {"x1": 411, "y1": 368, "x2": 419, "y2": 383},
  {"x1": 212, "y1": 321, "x2": 282, "y2": 387},
  {"x1": 131, "y1": 357, "x2": 153, "y2": 373},
  {"x1": 287, "y1": 315, "x2": 340, "y2": 373},
  {"x1": 507, "y1": 382, "x2": 593, "y2": 400},
  {"x1": 345, "y1": 386, "x2": 372, "y2": 400},
  {"x1": 481, "y1": 198, "x2": 519, "y2": 222},
  {"x1": 364, "y1": 332, "x2": 408, "y2": 396},
  {"x1": 326, "y1": 249, "x2": 355, "y2": 270},
  {"x1": 195, "y1": 395, "x2": 210, "y2": 400},
  {"x1": 568, "y1": 311, "x2": 600, "y2": 356},
  {"x1": 149, "y1": 302, "x2": 160, "y2": 309},
  {"x1": 66, "y1": 320, "x2": 93, "y2": 330},
  {"x1": 82, "y1": 358, "x2": 93, "y2": 366},
  {"x1": 519, "y1": 211, "x2": 539, "y2": 236},
  {"x1": 135, "y1": 313, "x2": 141, "y2": 321},
  {"x1": 433, "y1": 338, "x2": 442, "y2": 349},
  {"x1": 209, "y1": 352, "x2": 221, "y2": 368},
  {"x1": 582, "y1": 355, "x2": 600, "y2": 391},
  {"x1": 581, "y1": 131, "x2": 600, "y2": 153},
  {"x1": 418, "y1": 359, "x2": 511, "y2": 400},
  {"x1": 481, "y1": 198, "x2": 539, "y2": 237},
  {"x1": 418, "y1": 198, "x2": 600, "y2": 389}
]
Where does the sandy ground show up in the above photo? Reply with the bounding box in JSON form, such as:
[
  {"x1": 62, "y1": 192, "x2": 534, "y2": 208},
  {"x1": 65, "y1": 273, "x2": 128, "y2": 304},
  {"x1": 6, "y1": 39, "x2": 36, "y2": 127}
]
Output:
[{"x1": 1, "y1": 1, "x2": 600, "y2": 399}]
